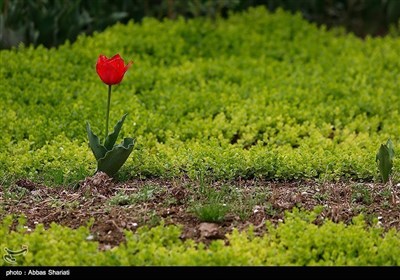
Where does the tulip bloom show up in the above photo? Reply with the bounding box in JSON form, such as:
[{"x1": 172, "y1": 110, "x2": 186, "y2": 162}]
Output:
[
  {"x1": 95, "y1": 54, "x2": 132, "y2": 138},
  {"x1": 96, "y1": 54, "x2": 133, "y2": 85}
]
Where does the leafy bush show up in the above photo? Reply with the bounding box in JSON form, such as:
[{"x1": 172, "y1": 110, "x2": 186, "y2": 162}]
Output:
[
  {"x1": 0, "y1": 0, "x2": 242, "y2": 49},
  {"x1": 1, "y1": 209, "x2": 399, "y2": 266},
  {"x1": 0, "y1": 216, "x2": 106, "y2": 266},
  {"x1": 2, "y1": 0, "x2": 399, "y2": 49},
  {"x1": 1, "y1": 7, "x2": 399, "y2": 184}
]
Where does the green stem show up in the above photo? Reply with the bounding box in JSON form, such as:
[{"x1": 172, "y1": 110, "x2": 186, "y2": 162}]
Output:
[{"x1": 105, "y1": 85, "x2": 112, "y2": 140}]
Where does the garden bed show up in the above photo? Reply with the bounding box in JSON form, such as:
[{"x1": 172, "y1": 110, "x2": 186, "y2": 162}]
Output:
[{"x1": 2, "y1": 173, "x2": 399, "y2": 249}]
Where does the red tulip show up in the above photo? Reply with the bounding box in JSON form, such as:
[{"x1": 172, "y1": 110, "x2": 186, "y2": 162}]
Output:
[{"x1": 96, "y1": 54, "x2": 133, "y2": 85}]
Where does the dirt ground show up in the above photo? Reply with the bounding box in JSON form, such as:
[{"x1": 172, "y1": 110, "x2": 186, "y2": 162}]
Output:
[{"x1": 1, "y1": 172, "x2": 399, "y2": 250}]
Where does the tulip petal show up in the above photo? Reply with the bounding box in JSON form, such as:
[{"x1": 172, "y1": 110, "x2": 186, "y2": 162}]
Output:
[{"x1": 110, "y1": 54, "x2": 121, "y2": 61}]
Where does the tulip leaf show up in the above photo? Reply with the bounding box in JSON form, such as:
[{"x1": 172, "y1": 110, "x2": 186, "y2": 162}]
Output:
[
  {"x1": 104, "y1": 113, "x2": 128, "y2": 151},
  {"x1": 97, "y1": 137, "x2": 135, "y2": 176},
  {"x1": 376, "y1": 139, "x2": 395, "y2": 183},
  {"x1": 86, "y1": 122, "x2": 107, "y2": 161},
  {"x1": 386, "y1": 138, "x2": 395, "y2": 161}
]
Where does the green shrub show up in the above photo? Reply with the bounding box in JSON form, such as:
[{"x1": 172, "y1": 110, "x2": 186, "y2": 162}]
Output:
[
  {"x1": 1, "y1": 209, "x2": 399, "y2": 266},
  {"x1": 2, "y1": 0, "x2": 399, "y2": 49},
  {"x1": 1, "y1": 7, "x2": 399, "y2": 183},
  {"x1": 0, "y1": 216, "x2": 106, "y2": 266}
]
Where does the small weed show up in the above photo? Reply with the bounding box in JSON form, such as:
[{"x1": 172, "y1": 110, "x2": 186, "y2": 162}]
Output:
[
  {"x1": 131, "y1": 184, "x2": 159, "y2": 203},
  {"x1": 379, "y1": 187, "x2": 393, "y2": 209},
  {"x1": 353, "y1": 205, "x2": 367, "y2": 214},
  {"x1": 141, "y1": 210, "x2": 162, "y2": 227},
  {"x1": 50, "y1": 198, "x2": 64, "y2": 208},
  {"x1": 364, "y1": 213, "x2": 378, "y2": 226},
  {"x1": 190, "y1": 183, "x2": 271, "y2": 222},
  {"x1": 351, "y1": 184, "x2": 373, "y2": 205},
  {"x1": 235, "y1": 207, "x2": 251, "y2": 221},
  {"x1": 2, "y1": 186, "x2": 29, "y2": 201},
  {"x1": 104, "y1": 205, "x2": 112, "y2": 214},
  {"x1": 192, "y1": 202, "x2": 229, "y2": 223},
  {"x1": 189, "y1": 183, "x2": 230, "y2": 222},
  {"x1": 109, "y1": 184, "x2": 161, "y2": 206},
  {"x1": 313, "y1": 192, "x2": 329, "y2": 203},
  {"x1": 379, "y1": 187, "x2": 392, "y2": 200},
  {"x1": 149, "y1": 213, "x2": 161, "y2": 227},
  {"x1": 109, "y1": 191, "x2": 132, "y2": 206},
  {"x1": 65, "y1": 200, "x2": 80, "y2": 210},
  {"x1": 264, "y1": 203, "x2": 278, "y2": 216},
  {"x1": 163, "y1": 196, "x2": 178, "y2": 206},
  {"x1": 382, "y1": 201, "x2": 390, "y2": 209},
  {"x1": 50, "y1": 199, "x2": 80, "y2": 210},
  {"x1": 229, "y1": 186, "x2": 270, "y2": 221}
]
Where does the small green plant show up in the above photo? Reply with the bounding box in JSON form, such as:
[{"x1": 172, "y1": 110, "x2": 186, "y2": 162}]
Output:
[
  {"x1": 376, "y1": 139, "x2": 395, "y2": 184},
  {"x1": 382, "y1": 201, "x2": 391, "y2": 209},
  {"x1": 189, "y1": 184, "x2": 230, "y2": 223},
  {"x1": 138, "y1": 210, "x2": 162, "y2": 227},
  {"x1": 109, "y1": 185, "x2": 160, "y2": 206},
  {"x1": 380, "y1": 186, "x2": 392, "y2": 200},
  {"x1": 379, "y1": 186, "x2": 394, "y2": 209},
  {"x1": 163, "y1": 196, "x2": 178, "y2": 206},
  {"x1": 109, "y1": 191, "x2": 133, "y2": 206},
  {"x1": 351, "y1": 184, "x2": 373, "y2": 205},
  {"x1": 148, "y1": 211, "x2": 162, "y2": 227},
  {"x1": 192, "y1": 202, "x2": 229, "y2": 223},
  {"x1": 227, "y1": 185, "x2": 271, "y2": 221},
  {"x1": 2, "y1": 186, "x2": 29, "y2": 202},
  {"x1": 313, "y1": 192, "x2": 329, "y2": 203},
  {"x1": 131, "y1": 184, "x2": 160, "y2": 203},
  {"x1": 232, "y1": 193, "x2": 258, "y2": 221},
  {"x1": 264, "y1": 202, "x2": 278, "y2": 216}
]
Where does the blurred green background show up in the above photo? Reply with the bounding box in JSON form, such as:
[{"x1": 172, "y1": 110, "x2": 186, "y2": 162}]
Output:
[{"x1": 1, "y1": 0, "x2": 399, "y2": 49}]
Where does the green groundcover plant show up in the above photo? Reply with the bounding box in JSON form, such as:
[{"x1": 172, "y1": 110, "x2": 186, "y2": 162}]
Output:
[
  {"x1": 0, "y1": 7, "x2": 399, "y2": 184},
  {"x1": 1, "y1": 208, "x2": 399, "y2": 266}
]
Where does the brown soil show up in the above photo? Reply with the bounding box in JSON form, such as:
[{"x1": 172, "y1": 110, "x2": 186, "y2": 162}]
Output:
[{"x1": 1, "y1": 172, "x2": 399, "y2": 250}]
